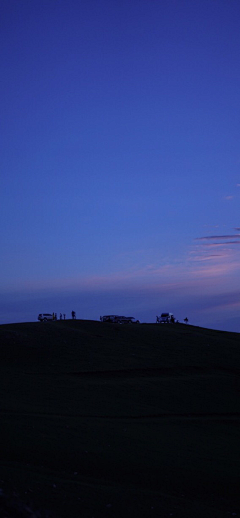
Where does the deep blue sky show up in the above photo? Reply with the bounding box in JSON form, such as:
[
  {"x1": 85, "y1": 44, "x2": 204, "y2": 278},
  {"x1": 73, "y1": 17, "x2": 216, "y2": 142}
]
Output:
[{"x1": 1, "y1": 0, "x2": 240, "y2": 331}]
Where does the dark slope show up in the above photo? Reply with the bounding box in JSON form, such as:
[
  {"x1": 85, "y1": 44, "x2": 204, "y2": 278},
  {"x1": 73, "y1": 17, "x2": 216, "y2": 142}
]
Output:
[{"x1": 0, "y1": 320, "x2": 239, "y2": 517}]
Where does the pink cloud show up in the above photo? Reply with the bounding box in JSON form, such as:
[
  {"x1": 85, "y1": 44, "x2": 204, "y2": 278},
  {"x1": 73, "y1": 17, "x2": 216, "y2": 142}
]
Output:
[
  {"x1": 195, "y1": 234, "x2": 240, "y2": 240},
  {"x1": 3, "y1": 247, "x2": 239, "y2": 294},
  {"x1": 197, "y1": 294, "x2": 240, "y2": 316},
  {"x1": 203, "y1": 242, "x2": 240, "y2": 246}
]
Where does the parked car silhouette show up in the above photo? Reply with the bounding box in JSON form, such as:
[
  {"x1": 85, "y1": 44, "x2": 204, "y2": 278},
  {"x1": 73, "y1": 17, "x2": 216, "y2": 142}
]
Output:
[
  {"x1": 38, "y1": 313, "x2": 54, "y2": 322},
  {"x1": 156, "y1": 313, "x2": 175, "y2": 324},
  {"x1": 100, "y1": 315, "x2": 140, "y2": 324}
]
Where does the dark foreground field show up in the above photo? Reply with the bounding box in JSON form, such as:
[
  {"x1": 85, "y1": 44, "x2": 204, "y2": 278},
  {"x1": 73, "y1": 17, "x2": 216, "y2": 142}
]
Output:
[{"x1": 0, "y1": 320, "x2": 239, "y2": 517}]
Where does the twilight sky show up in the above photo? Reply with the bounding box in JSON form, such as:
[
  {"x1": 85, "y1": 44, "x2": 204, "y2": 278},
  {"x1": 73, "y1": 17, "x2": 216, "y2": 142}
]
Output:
[{"x1": 1, "y1": 0, "x2": 240, "y2": 331}]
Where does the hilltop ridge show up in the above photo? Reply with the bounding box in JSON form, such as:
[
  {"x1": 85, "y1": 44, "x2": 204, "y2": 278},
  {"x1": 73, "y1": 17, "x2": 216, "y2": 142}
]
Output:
[
  {"x1": 0, "y1": 320, "x2": 239, "y2": 517},
  {"x1": 0, "y1": 319, "x2": 239, "y2": 374}
]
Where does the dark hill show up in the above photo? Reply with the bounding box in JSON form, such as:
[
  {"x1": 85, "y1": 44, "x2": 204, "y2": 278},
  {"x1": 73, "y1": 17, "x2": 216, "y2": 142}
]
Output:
[{"x1": 0, "y1": 320, "x2": 239, "y2": 517}]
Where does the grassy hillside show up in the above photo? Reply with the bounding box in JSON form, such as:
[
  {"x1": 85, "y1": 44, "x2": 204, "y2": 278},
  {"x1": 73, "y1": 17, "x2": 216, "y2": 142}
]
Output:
[{"x1": 0, "y1": 320, "x2": 239, "y2": 517}]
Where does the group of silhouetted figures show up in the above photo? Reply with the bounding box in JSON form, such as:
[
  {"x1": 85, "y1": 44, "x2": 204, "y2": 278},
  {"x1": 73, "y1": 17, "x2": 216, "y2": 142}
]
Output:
[{"x1": 52, "y1": 311, "x2": 76, "y2": 321}]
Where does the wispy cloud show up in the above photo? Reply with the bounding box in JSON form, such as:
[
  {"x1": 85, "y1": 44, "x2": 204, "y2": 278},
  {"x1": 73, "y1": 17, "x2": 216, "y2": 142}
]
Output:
[
  {"x1": 195, "y1": 234, "x2": 240, "y2": 241},
  {"x1": 203, "y1": 224, "x2": 220, "y2": 228},
  {"x1": 188, "y1": 225, "x2": 240, "y2": 284},
  {"x1": 196, "y1": 291, "x2": 240, "y2": 314},
  {"x1": 203, "y1": 242, "x2": 239, "y2": 247}
]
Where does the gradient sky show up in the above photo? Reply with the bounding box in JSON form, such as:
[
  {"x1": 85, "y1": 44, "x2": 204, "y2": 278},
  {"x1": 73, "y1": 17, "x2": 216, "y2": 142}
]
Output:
[{"x1": 1, "y1": 0, "x2": 240, "y2": 331}]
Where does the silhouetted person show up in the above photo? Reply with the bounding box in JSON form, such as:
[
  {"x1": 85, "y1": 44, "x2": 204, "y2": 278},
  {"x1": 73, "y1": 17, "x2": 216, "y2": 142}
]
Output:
[
  {"x1": 60, "y1": 313, "x2": 62, "y2": 320},
  {"x1": 55, "y1": 313, "x2": 57, "y2": 320},
  {"x1": 63, "y1": 314, "x2": 66, "y2": 320},
  {"x1": 184, "y1": 317, "x2": 189, "y2": 324},
  {"x1": 72, "y1": 310, "x2": 76, "y2": 319}
]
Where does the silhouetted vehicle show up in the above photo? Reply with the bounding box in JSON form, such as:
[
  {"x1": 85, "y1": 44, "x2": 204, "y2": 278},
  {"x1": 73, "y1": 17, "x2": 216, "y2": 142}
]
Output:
[
  {"x1": 100, "y1": 315, "x2": 140, "y2": 324},
  {"x1": 156, "y1": 313, "x2": 175, "y2": 324},
  {"x1": 100, "y1": 315, "x2": 116, "y2": 323},
  {"x1": 38, "y1": 313, "x2": 54, "y2": 322}
]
